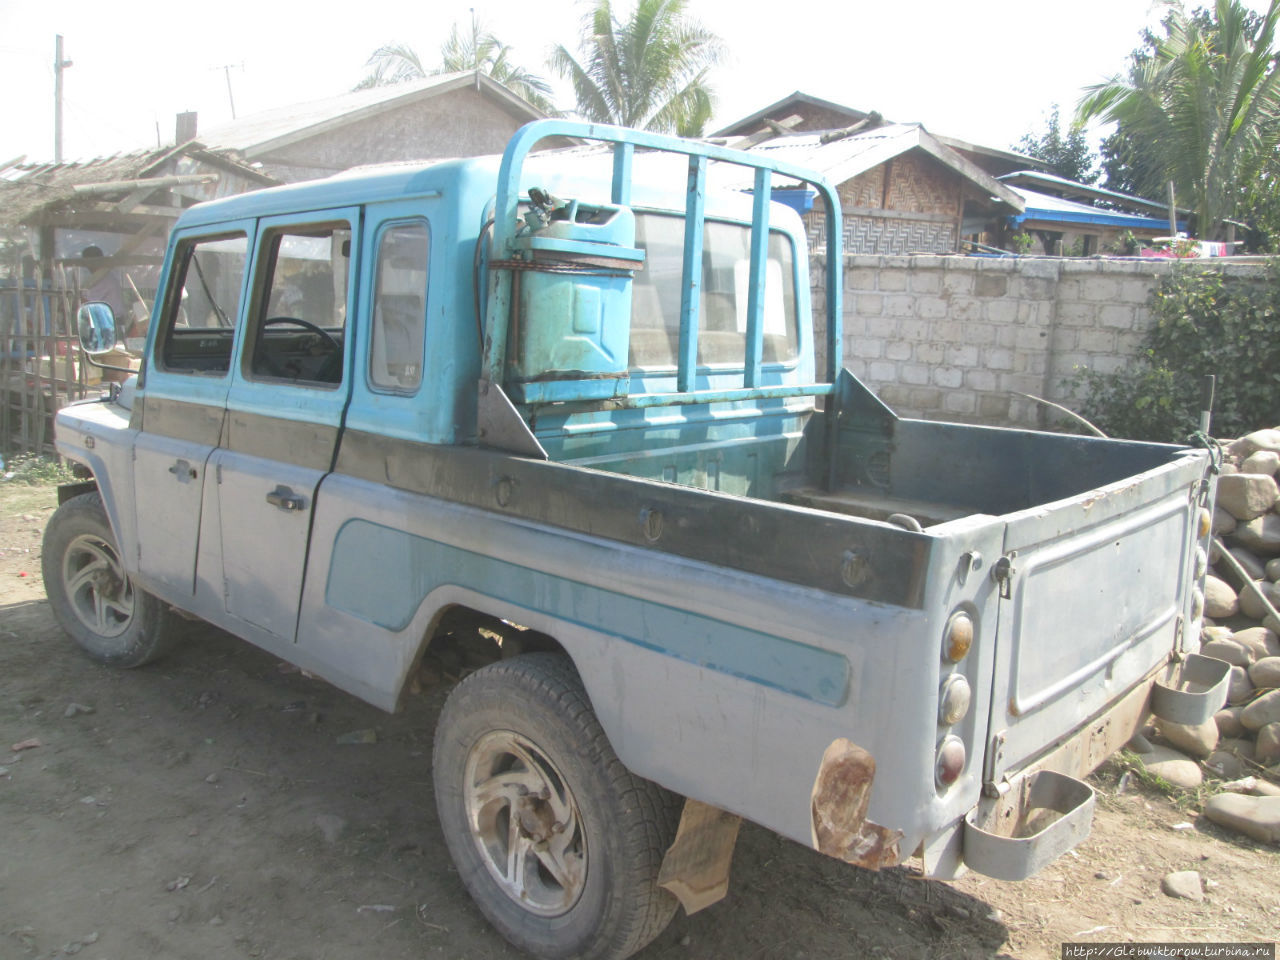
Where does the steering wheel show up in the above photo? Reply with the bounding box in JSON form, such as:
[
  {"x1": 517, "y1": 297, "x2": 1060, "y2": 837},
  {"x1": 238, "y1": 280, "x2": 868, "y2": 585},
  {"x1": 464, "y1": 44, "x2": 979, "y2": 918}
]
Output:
[
  {"x1": 261, "y1": 316, "x2": 341, "y2": 351},
  {"x1": 257, "y1": 316, "x2": 342, "y2": 381}
]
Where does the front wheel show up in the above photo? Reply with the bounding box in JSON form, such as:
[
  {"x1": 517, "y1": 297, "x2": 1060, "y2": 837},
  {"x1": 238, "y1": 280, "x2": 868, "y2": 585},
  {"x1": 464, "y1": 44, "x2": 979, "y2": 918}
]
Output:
[
  {"x1": 433, "y1": 653, "x2": 680, "y2": 960},
  {"x1": 42, "y1": 492, "x2": 177, "y2": 667}
]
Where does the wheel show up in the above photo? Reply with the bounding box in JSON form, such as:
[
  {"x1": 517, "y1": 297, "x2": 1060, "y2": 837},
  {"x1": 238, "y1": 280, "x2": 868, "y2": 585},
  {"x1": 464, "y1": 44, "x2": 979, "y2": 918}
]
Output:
[
  {"x1": 433, "y1": 653, "x2": 680, "y2": 960},
  {"x1": 41, "y1": 492, "x2": 178, "y2": 667}
]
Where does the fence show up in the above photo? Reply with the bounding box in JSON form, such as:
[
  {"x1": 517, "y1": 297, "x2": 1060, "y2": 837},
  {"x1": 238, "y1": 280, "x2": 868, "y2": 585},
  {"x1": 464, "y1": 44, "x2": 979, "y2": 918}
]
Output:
[{"x1": 1, "y1": 267, "x2": 101, "y2": 458}]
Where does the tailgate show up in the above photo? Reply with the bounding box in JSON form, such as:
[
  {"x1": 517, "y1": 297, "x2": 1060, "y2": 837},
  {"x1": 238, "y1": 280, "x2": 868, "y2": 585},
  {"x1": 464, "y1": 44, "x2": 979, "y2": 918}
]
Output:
[{"x1": 984, "y1": 452, "x2": 1208, "y2": 788}]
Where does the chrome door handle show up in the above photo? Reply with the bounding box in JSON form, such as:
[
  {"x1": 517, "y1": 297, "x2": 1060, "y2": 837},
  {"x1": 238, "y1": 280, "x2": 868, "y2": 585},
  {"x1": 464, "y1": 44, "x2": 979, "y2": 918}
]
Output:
[
  {"x1": 265, "y1": 485, "x2": 306, "y2": 512},
  {"x1": 168, "y1": 459, "x2": 197, "y2": 481}
]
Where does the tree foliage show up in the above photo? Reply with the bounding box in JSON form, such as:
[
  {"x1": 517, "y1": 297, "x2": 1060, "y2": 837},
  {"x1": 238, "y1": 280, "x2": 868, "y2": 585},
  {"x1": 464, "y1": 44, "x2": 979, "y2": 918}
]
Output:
[
  {"x1": 1071, "y1": 264, "x2": 1280, "y2": 441},
  {"x1": 550, "y1": 0, "x2": 722, "y2": 136},
  {"x1": 1015, "y1": 105, "x2": 1099, "y2": 184},
  {"x1": 1077, "y1": 0, "x2": 1280, "y2": 239},
  {"x1": 355, "y1": 16, "x2": 557, "y2": 115}
]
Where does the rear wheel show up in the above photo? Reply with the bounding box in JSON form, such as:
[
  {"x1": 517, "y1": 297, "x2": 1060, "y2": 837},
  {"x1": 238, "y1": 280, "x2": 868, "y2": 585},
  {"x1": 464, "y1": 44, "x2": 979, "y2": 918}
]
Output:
[
  {"x1": 433, "y1": 652, "x2": 679, "y2": 960},
  {"x1": 42, "y1": 492, "x2": 177, "y2": 667}
]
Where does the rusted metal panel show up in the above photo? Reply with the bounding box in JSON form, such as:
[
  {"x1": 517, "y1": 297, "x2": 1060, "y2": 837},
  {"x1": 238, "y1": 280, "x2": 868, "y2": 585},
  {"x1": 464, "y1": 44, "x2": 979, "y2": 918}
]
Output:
[{"x1": 809, "y1": 738, "x2": 902, "y2": 870}]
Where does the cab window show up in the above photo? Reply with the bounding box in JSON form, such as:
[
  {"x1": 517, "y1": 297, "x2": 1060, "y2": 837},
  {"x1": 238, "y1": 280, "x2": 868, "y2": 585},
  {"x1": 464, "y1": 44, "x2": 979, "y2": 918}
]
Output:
[
  {"x1": 369, "y1": 221, "x2": 430, "y2": 393},
  {"x1": 157, "y1": 233, "x2": 248, "y2": 375},
  {"x1": 247, "y1": 223, "x2": 352, "y2": 386}
]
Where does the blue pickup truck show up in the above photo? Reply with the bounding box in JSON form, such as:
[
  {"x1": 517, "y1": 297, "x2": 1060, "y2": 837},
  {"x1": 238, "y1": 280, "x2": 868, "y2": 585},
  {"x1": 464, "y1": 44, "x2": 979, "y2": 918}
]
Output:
[{"x1": 47, "y1": 121, "x2": 1227, "y2": 960}]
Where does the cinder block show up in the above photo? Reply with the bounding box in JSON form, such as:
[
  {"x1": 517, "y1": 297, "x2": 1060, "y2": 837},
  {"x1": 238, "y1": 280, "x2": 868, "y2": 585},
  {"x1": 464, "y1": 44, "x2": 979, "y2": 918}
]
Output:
[
  {"x1": 900, "y1": 363, "x2": 930, "y2": 385},
  {"x1": 944, "y1": 391, "x2": 978, "y2": 414},
  {"x1": 869, "y1": 360, "x2": 897, "y2": 381},
  {"x1": 942, "y1": 271, "x2": 975, "y2": 296},
  {"x1": 975, "y1": 274, "x2": 1008, "y2": 298},
  {"x1": 1077, "y1": 329, "x2": 1117, "y2": 352},
  {"x1": 1098, "y1": 304, "x2": 1136, "y2": 330},
  {"x1": 877, "y1": 270, "x2": 908, "y2": 291},
  {"x1": 978, "y1": 394, "x2": 1012, "y2": 419},
  {"x1": 849, "y1": 338, "x2": 884, "y2": 358},
  {"x1": 856, "y1": 294, "x2": 885, "y2": 315},
  {"x1": 946, "y1": 344, "x2": 980, "y2": 367},
  {"x1": 917, "y1": 297, "x2": 949, "y2": 319},
  {"x1": 885, "y1": 295, "x2": 916, "y2": 318},
  {"x1": 986, "y1": 300, "x2": 1018, "y2": 324},
  {"x1": 962, "y1": 323, "x2": 996, "y2": 345},
  {"x1": 932, "y1": 366, "x2": 964, "y2": 389},
  {"x1": 1080, "y1": 277, "x2": 1122, "y2": 302},
  {"x1": 964, "y1": 368, "x2": 999, "y2": 392},
  {"x1": 909, "y1": 270, "x2": 944, "y2": 294},
  {"x1": 984, "y1": 348, "x2": 1015, "y2": 371},
  {"x1": 885, "y1": 340, "x2": 913, "y2": 361}
]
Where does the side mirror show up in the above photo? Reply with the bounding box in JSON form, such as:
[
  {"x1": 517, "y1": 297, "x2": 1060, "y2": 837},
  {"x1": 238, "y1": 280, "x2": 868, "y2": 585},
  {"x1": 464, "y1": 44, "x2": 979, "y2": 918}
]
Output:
[{"x1": 77, "y1": 301, "x2": 118, "y2": 355}]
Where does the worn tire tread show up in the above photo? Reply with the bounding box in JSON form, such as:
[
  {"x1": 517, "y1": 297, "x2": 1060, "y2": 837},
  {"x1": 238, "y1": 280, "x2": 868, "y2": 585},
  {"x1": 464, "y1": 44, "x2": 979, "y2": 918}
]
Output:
[{"x1": 434, "y1": 652, "x2": 680, "y2": 960}]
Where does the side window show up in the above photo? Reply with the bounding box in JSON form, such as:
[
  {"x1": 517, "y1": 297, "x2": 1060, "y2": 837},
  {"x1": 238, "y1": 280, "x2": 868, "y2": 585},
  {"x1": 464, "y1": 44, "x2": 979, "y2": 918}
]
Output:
[
  {"x1": 369, "y1": 221, "x2": 430, "y2": 393},
  {"x1": 248, "y1": 223, "x2": 352, "y2": 385},
  {"x1": 157, "y1": 233, "x2": 248, "y2": 374}
]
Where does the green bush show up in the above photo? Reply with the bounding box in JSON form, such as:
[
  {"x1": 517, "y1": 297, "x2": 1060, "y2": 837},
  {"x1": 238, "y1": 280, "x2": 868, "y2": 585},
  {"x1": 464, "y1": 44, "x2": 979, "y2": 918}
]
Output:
[{"x1": 1071, "y1": 263, "x2": 1280, "y2": 442}]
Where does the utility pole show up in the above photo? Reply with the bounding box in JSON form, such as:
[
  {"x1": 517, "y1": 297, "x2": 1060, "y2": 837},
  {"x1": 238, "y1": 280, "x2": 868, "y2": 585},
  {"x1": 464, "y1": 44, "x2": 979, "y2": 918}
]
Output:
[{"x1": 53, "y1": 34, "x2": 74, "y2": 162}]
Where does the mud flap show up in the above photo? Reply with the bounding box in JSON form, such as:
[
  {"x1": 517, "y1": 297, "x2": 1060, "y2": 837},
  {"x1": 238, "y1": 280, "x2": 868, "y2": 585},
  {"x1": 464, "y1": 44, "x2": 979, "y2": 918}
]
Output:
[
  {"x1": 963, "y1": 770, "x2": 1094, "y2": 881},
  {"x1": 658, "y1": 799, "x2": 742, "y2": 915}
]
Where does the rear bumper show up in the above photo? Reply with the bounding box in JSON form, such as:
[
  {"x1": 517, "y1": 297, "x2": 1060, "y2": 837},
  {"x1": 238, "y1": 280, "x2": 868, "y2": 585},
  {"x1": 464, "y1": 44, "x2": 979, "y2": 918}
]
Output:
[{"x1": 921, "y1": 654, "x2": 1229, "y2": 881}]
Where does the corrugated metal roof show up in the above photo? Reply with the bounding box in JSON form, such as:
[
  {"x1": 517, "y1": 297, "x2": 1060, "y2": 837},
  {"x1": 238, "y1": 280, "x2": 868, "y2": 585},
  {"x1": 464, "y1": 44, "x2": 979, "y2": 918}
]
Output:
[
  {"x1": 199, "y1": 70, "x2": 545, "y2": 157},
  {"x1": 718, "y1": 124, "x2": 1023, "y2": 210},
  {"x1": 1009, "y1": 186, "x2": 1180, "y2": 230}
]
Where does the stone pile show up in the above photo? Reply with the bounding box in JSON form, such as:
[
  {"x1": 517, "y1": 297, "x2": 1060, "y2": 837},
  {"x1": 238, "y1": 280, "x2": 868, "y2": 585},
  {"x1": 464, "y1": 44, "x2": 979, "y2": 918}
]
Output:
[{"x1": 1140, "y1": 427, "x2": 1280, "y2": 844}]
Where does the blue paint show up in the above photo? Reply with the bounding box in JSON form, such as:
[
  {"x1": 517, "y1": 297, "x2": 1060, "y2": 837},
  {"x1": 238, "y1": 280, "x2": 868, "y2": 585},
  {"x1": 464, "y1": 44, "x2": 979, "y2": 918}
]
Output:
[{"x1": 326, "y1": 519, "x2": 850, "y2": 707}]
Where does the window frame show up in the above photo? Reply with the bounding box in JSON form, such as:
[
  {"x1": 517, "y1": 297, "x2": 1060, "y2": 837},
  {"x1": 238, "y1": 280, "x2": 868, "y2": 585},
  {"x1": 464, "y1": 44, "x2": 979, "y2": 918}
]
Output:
[
  {"x1": 152, "y1": 229, "x2": 251, "y2": 378},
  {"x1": 242, "y1": 218, "x2": 355, "y2": 391},
  {"x1": 366, "y1": 217, "x2": 431, "y2": 397}
]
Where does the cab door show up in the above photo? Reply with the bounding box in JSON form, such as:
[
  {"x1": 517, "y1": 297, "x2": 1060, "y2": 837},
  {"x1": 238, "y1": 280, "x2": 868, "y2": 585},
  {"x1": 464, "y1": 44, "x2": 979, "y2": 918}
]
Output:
[
  {"x1": 212, "y1": 209, "x2": 359, "y2": 640},
  {"x1": 133, "y1": 224, "x2": 253, "y2": 601}
]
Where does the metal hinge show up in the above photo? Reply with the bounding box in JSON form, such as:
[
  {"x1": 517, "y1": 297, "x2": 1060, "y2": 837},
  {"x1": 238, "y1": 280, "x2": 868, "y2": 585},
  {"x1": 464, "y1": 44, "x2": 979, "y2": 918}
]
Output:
[{"x1": 216, "y1": 463, "x2": 223, "y2": 484}]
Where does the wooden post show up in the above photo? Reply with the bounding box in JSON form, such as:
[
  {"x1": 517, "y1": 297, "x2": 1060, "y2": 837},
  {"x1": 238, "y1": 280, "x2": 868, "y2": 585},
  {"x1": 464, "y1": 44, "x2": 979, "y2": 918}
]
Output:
[
  {"x1": 31, "y1": 281, "x2": 50, "y2": 455},
  {"x1": 1, "y1": 265, "x2": 15, "y2": 455},
  {"x1": 1167, "y1": 181, "x2": 1178, "y2": 241}
]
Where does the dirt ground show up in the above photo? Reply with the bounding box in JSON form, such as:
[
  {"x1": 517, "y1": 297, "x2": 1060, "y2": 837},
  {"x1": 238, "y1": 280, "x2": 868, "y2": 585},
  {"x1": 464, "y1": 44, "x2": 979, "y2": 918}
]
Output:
[{"x1": 2, "y1": 481, "x2": 1277, "y2": 960}]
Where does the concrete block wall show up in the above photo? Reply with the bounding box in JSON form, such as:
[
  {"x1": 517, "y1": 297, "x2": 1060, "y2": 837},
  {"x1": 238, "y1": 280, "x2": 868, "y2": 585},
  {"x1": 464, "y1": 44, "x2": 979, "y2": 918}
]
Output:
[{"x1": 811, "y1": 254, "x2": 1271, "y2": 429}]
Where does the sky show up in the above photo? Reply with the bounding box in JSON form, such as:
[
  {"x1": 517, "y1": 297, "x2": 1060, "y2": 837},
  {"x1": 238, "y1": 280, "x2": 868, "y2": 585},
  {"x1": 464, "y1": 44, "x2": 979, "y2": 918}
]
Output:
[{"x1": 0, "y1": 0, "x2": 1275, "y2": 166}]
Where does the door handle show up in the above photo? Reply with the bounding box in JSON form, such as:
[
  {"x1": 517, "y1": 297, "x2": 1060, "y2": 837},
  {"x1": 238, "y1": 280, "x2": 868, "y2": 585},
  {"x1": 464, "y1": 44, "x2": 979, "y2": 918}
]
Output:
[
  {"x1": 266, "y1": 485, "x2": 306, "y2": 512},
  {"x1": 168, "y1": 459, "x2": 197, "y2": 481}
]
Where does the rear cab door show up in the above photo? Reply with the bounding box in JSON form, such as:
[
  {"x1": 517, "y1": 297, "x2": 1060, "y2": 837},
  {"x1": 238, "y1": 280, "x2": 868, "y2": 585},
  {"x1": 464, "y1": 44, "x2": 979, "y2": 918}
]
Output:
[{"x1": 212, "y1": 208, "x2": 359, "y2": 640}]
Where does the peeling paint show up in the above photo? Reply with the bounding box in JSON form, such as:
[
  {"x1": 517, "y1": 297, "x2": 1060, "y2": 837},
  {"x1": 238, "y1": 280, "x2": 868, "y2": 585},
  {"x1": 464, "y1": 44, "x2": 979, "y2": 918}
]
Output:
[{"x1": 809, "y1": 738, "x2": 903, "y2": 870}]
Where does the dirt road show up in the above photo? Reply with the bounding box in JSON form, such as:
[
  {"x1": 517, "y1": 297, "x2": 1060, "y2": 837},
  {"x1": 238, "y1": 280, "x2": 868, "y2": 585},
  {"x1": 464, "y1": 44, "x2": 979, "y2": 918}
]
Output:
[{"x1": 2, "y1": 482, "x2": 1277, "y2": 960}]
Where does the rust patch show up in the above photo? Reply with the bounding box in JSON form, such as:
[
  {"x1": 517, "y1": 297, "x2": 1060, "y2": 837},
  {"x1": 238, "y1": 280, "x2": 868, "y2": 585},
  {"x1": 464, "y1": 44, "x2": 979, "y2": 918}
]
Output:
[{"x1": 810, "y1": 738, "x2": 903, "y2": 870}]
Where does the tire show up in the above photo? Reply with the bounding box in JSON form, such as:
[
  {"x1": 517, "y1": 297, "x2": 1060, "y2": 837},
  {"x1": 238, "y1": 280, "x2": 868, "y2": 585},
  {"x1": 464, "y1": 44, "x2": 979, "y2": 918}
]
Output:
[
  {"x1": 433, "y1": 653, "x2": 680, "y2": 960},
  {"x1": 41, "y1": 491, "x2": 178, "y2": 668}
]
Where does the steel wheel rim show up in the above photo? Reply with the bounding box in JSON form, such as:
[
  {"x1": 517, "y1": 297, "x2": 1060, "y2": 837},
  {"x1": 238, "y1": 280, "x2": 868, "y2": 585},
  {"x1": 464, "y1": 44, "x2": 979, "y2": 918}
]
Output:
[
  {"x1": 62, "y1": 533, "x2": 135, "y2": 639},
  {"x1": 464, "y1": 729, "x2": 587, "y2": 917}
]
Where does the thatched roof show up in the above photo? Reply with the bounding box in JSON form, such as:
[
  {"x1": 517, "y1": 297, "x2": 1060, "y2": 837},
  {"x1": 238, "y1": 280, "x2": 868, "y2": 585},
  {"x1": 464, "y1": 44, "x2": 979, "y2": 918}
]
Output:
[{"x1": 0, "y1": 142, "x2": 277, "y2": 230}]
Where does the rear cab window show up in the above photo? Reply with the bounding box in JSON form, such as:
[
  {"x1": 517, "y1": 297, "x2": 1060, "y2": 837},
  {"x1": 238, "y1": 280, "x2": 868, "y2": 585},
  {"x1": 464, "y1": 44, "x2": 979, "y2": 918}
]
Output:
[{"x1": 246, "y1": 223, "x2": 353, "y2": 387}]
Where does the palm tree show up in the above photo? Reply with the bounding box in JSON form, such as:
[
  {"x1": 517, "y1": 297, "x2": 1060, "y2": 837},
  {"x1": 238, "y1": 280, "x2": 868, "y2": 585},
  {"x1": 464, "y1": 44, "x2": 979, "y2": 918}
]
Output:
[
  {"x1": 551, "y1": 0, "x2": 722, "y2": 136},
  {"x1": 1076, "y1": 0, "x2": 1280, "y2": 239},
  {"x1": 355, "y1": 16, "x2": 558, "y2": 115}
]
